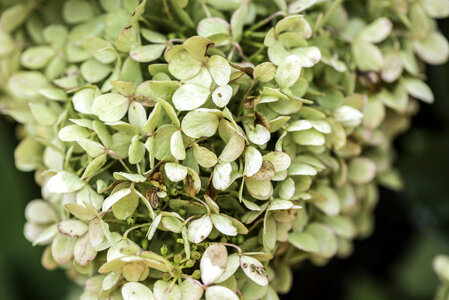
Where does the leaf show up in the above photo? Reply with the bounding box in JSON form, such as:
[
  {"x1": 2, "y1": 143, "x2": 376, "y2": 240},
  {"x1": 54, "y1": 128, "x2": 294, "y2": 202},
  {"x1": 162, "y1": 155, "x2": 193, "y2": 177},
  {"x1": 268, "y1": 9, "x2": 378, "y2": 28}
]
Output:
[
  {"x1": 0, "y1": 4, "x2": 30, "y2": 32},
  {"x1": 211, "y1": 214, "x2": 238, "y2": 236},
  {"x1": 114, "y1": 172, "x2": 147, "y2": 182},
  {"x1": 143, "y1": 102, "x2": 162, "y2": 133},
  {"x1": 180, "y1": 279, "x2": 203, "y2": 300},
  {"x1": 334, "y1": 105, "x2": 363, "y2": 127},
  {"x1": 128, "y1": 101, "x2": 147, "y2": 130},
  {"x1": 213, "y1": 162, "x2": 233, "y2": 191},
  {"x1": 58, "y1": 125, "x2": 90, "y2": 142},
  {"x1": 275, "y1": 15, "x2": 311, "y2": 38},
  {"x1": 263, "y1": 152, "x2": 291, "y2": 172},
  {"x1": 207, "y1": 55, "x2": 231, "y2": 86},
  {"x1": 47, "y1": 171, "x2": 85, "y2": 194},
  {"x1": 166, "y1": 47, "x2": 202, "y2": 80},
  {"x1": 413, "y1": 31, "x2": 449, "y2": 65},
  {"x1": 244, "y1": 147, "x2": 263, "y2": 177},
  {"x1": 288, "y1": 231, "x2": 320, "y2": 252},
  {"x1": 275, "y1": 55, "x2": 302, "y2": 89},
  {"x1": 65, "y1": 203, "x2": 97, "y2": 221},
  {"x1": 422, "y1": 0, "x2": 449, "y2": 18},
  {"x1": 112, "y1": 190, "x2": 139, "y2": 220},
  {"x1": 212, "y1": 85, "x2": 233, "y2": 107},
  {"x1": 77, "y1": 139, "x2": 106, "y2": 157},
  {"x1": 0, "y1": 30, "x2": 14, "y2": 56},
  {"x1": 403, "y1": 78, "x2": 434, "y2": 103},
  {"x1": 165, "y1": 163, "x2": 188, "y2": 182},
  {"x1": 21, "y1": 46, "x2": 54, "y2": 69},
  {"x1": 172, "y1": 83, "x2": 210, "y2": 111},
  {"x1": 279, "y1": 177, "x2": 295, "y2": 200},
  {"x1": 63, "y1": 0, "x2": 94, "y2": 24},
  {"x1": 292, "y1": 128, "x2": 325, "y2": 146},
  {"x1": 219, "y1": 132, "x2": 245, "y2": 163},
  {"x1": 348, "y1": 157, "x2": 376, "y2": 185},
  {"x1": 200, "y1": 243, "x2": 228, "y2": 285},
  {"x1": 352, "y1": 41, "x2": 384, "y2": 72},
  {"x1": 205, "y1": 286, "x2": 239, "y2": 300},
  {"x1": 247, "y1": 124, "x2": 270, "y2": 146},
  {"x1": 183, "y1": 36, "x2": 214, "y2": 61},
  {"x1": 188, "y1": 214, "x2": 213, "y2": 243},
  {"x1": 434, "y1": 255, "x2": 449, "y2": 282},
  {"x1": 240, "y1": 255, "x2": 269, "y2": 286},
  {"x1": 29, "y1": 103, "x2": 57, "y2": 126},
  {"x1": 157, "y1": 98, "x2": 181, "y2": 127},
  {"x1": 305, "y1": 223, "x2": 338, "y2": 258},
  {"x1": 357, "y1": 18, "x2": 392, "y2": 43},
  {"x1": 25, "y1": 200, "x2": 58, "y2": 224},
  {"x1": 122, "y1": 282, "x2": 155, "y2": 300},
  {"x1": 51, "y1": 234, "x2": 76, "y2": 265},
  {"x1": 58, "y1": 220, "x2": 88, "y2": 237},
  {"x1": 141, "y1": 29, "x2": 167, "y2": 44},
  {"x1": 230, "y1": 2, "x2": 248, "y2": 42},
  {"x1": 182, "y1": 110, "x2": 219, "y2": 138},
  {"x1": 102, "y1": 188, "x2": 132, "y2": 212},
  {"x1": 73, "y1": 88, "x2": 96, "y2": 114},
  {"x1": 193, "y1": 144, "x2": 218, "y2": 168},
  {"x1": 92, "y1": 93, "x2": 130, "y2": 122},
  {"x1": 288, "y1": 0, "x2": 318, "y2": 13},
  {"x1": 254, "y1": 62, "x2": 276, "y2": 82},
  {"x1": 197, "y1": 17, "x2": 230, "y2": 38},
  {"x1": 153, "y1": 280, "x2": 182, "y2": 300},
  {"x1": 314, "y1": 185, "x2": 341, "y2": 216},
  {"x1": 215, "y1": 253, "x2": 240, "y2": 283},
  {"x1": 130, "y1": 44, "x2": 166, "y2": 63},
  {"x1": 245, "y1": 178, "x2": 273, "y2": 200},
  {"x1": 170, "y1": 130, "x2": 186, "y2": 160},
  {"x1": 129, "y1": 135, "x2": 146, "y2": 164},
  {"x1": 74, "y1": 234, "x2": 97, "y2": 266},
  {"x1": 83, "y1": 37, "x2": 117, "y2": 64},
  {"x1": 322, "y1": 215, "x2": 356, "y2": 239}
]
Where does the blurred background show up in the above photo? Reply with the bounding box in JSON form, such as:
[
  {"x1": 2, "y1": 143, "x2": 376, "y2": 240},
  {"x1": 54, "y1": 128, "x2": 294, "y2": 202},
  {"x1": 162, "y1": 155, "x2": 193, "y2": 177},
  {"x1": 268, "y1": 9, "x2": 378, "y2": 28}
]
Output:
[{"x1": 0, "y1": 19, "x2": 449, "y2": 300}]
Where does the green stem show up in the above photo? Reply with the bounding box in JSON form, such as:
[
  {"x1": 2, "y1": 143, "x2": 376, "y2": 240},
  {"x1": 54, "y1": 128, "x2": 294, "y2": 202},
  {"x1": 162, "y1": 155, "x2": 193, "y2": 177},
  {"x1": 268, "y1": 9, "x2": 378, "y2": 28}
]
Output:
[
  {"x1": 246, "y1": 11, "x2": 286, "y2": 34},
  {"x1": 315, "y1": 0, "x2": 344, "y2": 32}
]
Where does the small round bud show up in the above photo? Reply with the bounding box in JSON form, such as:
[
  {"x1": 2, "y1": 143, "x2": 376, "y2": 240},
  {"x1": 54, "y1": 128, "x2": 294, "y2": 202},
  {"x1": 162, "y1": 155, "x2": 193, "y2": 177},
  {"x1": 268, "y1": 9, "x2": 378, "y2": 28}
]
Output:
[
  {"x1": 162, "y1": 272, "x2": 171, "y2": 280},
  {"x1": 191, "y1": 251, "x2": 201, "y2": 260},
  {"x1": 161, "y1": 245, "x2": 168, "y2": 256},
  {"x1": 141, "y1": 239, "x2": 148, "y2": 250},
  {"x1": 192, "y1": 270, "x2": 201, "y2": 280},
  {"x1": 185, "y1": 260, "x2": 195, "y2": 268}
]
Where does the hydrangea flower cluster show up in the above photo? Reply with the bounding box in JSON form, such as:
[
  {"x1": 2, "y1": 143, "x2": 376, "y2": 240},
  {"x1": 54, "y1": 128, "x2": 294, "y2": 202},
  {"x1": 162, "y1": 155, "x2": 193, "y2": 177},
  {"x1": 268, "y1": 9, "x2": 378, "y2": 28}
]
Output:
[{"x1": 0, "y1": 0, "x2": 448, "y2": 299}]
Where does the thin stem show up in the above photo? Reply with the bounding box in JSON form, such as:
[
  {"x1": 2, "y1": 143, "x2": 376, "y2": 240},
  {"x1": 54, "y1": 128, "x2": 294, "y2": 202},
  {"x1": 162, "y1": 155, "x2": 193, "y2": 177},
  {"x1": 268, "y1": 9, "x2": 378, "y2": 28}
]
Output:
[
  {"x1": 201, "y1": 1, "x2": 211, "y2": 18},
  {"x1": 315, "y1": 0, "x2": 344, "y2": 32},
  {"x1": 134, "y1": 188, "x2": 156, "y2": 219},
  {"x1": 246, "y1": 11, "x2": 286, "y2": 33},
  {"x1": 124, "y1": 223, "x2": 151, "y2": 239},
  {"x1": 107, "y1": 150, "x2": 132, "y2": 173}
]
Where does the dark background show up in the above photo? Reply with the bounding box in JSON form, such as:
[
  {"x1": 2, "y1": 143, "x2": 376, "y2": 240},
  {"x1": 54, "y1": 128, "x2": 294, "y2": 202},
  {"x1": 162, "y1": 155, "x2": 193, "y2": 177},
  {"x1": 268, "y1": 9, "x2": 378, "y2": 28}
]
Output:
[{"x1": 1, "y1": 21, "x2": 449, "y2": 300}]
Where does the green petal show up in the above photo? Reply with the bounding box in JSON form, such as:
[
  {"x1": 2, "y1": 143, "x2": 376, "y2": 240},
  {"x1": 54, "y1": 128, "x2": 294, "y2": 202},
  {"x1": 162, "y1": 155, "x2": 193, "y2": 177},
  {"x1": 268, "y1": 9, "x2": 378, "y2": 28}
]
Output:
[
  {"x1": 172, "y1": 83, "x2": 210, "y2": 111},
  {"x1": 130, "y1": 44, "x2": 166, "y2": 63},
  {"x1": 181, "y1": 110, "x2": 219, "y2": 138},
  {"x1": 92, "y1": 93, "x2": 130, "y2": 122},
  {"x1": 207, "y1": 55, "x2": 232, "y2": 86}
]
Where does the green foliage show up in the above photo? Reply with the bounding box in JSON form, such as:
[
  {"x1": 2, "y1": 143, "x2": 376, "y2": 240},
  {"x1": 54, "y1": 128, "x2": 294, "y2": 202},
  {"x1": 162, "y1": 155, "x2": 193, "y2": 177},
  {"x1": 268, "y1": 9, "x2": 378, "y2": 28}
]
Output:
[{"x1": 0, "y1": 0, "x2": 448, "y2": 299}]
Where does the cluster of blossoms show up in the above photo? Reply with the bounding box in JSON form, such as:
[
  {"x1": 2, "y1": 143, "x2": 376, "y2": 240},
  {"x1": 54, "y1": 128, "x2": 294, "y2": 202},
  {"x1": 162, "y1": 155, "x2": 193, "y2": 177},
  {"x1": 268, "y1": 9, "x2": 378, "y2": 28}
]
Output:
[{"x1": 0, "y1": 0, "x2": 448, "y2": 299}]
